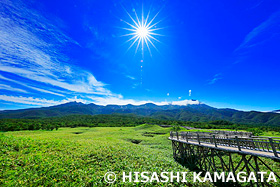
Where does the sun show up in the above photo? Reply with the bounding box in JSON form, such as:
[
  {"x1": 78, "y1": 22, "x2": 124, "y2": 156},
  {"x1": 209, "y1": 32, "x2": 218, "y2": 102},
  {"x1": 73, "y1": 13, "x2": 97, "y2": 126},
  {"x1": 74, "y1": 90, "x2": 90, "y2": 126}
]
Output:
[
  {"x1": 137, "y1": 26, "x2": 149, "y2": 38},
  {"x1": 121, "y1": 7, "x2": 163, "y2": 56}
]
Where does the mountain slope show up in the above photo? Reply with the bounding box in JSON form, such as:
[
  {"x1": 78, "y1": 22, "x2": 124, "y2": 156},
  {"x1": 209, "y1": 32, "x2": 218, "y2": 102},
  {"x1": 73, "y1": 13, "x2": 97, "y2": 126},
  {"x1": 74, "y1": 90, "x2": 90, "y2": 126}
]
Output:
[
  {"x1": 0, "y1": 102, "x2": 184, "y2": 118},
  {"x1": 152, "y1": 106, "x2": 280, "y2": 126},
  {"x1": 0, "y1": 102, "x2": 279, "y2": 126}
]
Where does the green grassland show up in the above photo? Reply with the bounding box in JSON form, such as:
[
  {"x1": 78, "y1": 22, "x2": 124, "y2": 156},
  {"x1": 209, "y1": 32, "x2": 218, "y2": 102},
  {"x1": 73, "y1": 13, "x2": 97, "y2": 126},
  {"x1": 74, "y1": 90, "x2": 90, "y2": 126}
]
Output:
[
  {"x1": 1, "y1": 125, "x2": 280, "y2": 187},
  {"x1": 1, "y1": 125, "x2": 214, "y2": 187},
  {"x1": 259, "y1": 131, "x2": 280, "y2": 137}
]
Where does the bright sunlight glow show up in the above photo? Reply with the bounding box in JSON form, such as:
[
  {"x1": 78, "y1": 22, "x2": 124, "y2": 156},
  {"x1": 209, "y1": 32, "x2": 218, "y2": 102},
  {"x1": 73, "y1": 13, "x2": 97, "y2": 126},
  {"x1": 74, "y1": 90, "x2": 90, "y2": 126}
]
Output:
[
  {"x1": 121, "y1": 7, "x2": 163, "y2": 56},
  {"x1": 137, "y1": 27, "x2": 149, "y2": 38}
]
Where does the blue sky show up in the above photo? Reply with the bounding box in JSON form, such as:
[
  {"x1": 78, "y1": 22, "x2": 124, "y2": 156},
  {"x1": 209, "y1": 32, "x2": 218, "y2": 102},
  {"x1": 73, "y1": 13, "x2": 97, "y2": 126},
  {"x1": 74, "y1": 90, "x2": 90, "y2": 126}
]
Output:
[{"x1": 0, "y1": 0, "x2": 280, "y2": 111}]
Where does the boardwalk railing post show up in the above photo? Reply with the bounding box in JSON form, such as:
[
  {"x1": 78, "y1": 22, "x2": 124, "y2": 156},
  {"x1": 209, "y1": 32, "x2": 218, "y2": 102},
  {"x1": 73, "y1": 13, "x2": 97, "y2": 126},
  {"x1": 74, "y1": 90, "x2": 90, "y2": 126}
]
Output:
[
  {"x1": 235, "y1": 136, "x2": 241, "y2": 151},
  {"x1": 197, "y1": 134, "x2": 200, "y2": 144},
  {"x1": 170, "y1": 131, "x2": 173, "y2": 139},
  {"x1": 213, "y1": 135, "x2": 217, "y2": 147},
  {"x1": 269, "y1": 138, "x2": 278, "y2": 157},
  {"x1": 251, "y1": 139, "x2": 256, "y2": 150},
  {"x1": 226, "y1": 134, "x2": 231, "y2": 147},
  {"x1": 186, "y1": 133, "x2": 188, "y2": 142},
  {"x1": 176, "y1": 131, "x2": 179, "y2": 140}
]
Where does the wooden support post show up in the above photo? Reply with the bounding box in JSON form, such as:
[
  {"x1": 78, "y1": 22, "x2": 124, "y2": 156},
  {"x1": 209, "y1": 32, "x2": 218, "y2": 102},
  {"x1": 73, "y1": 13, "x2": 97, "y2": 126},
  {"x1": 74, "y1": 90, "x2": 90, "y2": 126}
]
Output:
[
  {"x1": 179, "y1": 142, "x2": 184, "y2": 161},
  {"x1": 251, "y1": 140, "x2": 256, "y2": 150},
  {"x1": 197, "y1": 134, "x2": 200, "y2": 144},
  {"x1": 176, "y1": 131, "x2": 179, "y2": 140},
  {"x1": 170, "y1": 131, "x2": 173, "y2": 138},
  {"x1": 186, "y1": 133, "x2": 188, "y2": 142},
  {"x1": 235, "y1": 136, "x2": 241, "y2": 151},
  {"x1": 269, "y1": 138, "x2": 278, "y2": 157},
  {"x1": 213, "y1": 135, "x2": 217, "y2": 147}
]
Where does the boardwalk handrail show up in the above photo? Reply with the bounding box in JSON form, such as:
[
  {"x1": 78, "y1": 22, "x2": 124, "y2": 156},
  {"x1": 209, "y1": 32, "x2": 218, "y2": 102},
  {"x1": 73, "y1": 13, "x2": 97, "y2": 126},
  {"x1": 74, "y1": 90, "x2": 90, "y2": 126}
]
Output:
[
  {"x1": 177, "y1": 130, "x2": 253, "y2": 137},
  {"x1": 170, "y1": 131, "x2": 280, "y2": 157}
]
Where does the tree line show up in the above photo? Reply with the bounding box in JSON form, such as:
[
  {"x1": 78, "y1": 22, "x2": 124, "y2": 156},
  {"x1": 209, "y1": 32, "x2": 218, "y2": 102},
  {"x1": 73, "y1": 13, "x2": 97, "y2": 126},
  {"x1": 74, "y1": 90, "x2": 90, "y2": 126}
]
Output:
[{"x1": 0, "y1": 114, "x2": 279, "y2": 133}]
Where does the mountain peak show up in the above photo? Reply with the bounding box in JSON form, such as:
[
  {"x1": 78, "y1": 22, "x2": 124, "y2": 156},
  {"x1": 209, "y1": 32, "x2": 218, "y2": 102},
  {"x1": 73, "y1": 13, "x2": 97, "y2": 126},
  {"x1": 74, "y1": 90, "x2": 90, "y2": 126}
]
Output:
[
  {"x1": 1, "y1": 102, "x2": 280, "y2": 126},
  {"x1": 55, "y1": 101, "x2": 84, "y2": 107},
  {"x1": 142, "y1": 103, "x2": 157, "y2": 106}
]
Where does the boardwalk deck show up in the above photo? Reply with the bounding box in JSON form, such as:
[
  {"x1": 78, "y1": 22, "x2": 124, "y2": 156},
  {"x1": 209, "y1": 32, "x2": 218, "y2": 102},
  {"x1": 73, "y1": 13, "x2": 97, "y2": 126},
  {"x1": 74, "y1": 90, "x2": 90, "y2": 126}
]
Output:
[
  {"x1": 170, "y1": 131, "x2": 280, "y2": 160},
  {"x1": 169, "y1": 131, "x2": 280, "y2": 186},
  {"x1": 169, "y1": 137, "x2": 280, "y2": 161}
]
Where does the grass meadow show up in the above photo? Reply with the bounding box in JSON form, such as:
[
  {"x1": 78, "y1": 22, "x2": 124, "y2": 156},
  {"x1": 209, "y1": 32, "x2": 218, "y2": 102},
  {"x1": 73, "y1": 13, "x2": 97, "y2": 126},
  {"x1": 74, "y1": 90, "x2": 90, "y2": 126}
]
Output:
[
  {"x1": 0, "y1": 124, "x2": 214, "y2": 187},
  {"x1": 1, "y1": 124, "x2": 280, "y2": 186}
]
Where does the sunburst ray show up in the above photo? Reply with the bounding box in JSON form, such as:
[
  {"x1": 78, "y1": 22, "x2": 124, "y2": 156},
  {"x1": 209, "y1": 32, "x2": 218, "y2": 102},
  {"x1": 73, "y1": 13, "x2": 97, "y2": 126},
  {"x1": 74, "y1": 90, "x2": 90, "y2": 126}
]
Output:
[{"x1": 121, "y1": 6, "x2": 163, "y2": 56}]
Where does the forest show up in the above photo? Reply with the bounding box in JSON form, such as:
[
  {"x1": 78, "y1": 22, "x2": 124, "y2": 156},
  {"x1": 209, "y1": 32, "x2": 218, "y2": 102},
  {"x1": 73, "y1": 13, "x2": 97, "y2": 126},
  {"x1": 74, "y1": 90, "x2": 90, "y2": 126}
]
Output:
[{"x1": 0, "y1": 114, "x2": 279, "y2": 134}]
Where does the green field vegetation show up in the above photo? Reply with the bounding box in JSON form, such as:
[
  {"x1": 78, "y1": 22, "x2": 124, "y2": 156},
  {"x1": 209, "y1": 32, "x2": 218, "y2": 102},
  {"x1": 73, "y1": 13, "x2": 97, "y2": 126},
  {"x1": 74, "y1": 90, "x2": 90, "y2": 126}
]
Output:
[
  {"x1": 1, "y1": 114, "x2": 280, "y2": 135},
  {"x1": 1, "y1": 124, "x2": 280, "y2": 186},
  {"x1": 1, "y1": 125, "x2": 214, "y2": 187},
  {"x1": 258, "y1": 131, "x2": 280, "y2": 137}
]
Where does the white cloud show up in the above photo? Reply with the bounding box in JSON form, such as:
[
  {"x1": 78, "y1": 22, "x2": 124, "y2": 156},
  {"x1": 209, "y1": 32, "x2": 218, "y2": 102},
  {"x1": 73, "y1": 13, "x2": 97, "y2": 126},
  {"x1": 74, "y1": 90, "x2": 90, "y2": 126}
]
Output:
[
  {"x1": 0, "y1": 84, "x2": 27, "y2": 93},
  {"x1": 0, "y1": 95, "x2": 61, "y2": 106},
  {"x1": 0, "y1": 74, "x2": 64, "y2": 97},
  {"x1": 0, "y1": 0, "x2": 202, "y2": 109},
  {"x1": 171, "y1": 99, "x2": 200, "y2": 105},
  {"x1": 27, "y1": 86, "x2": 65, "y2": 97},
  {"x1": 0, "y1": 0, "x2": 113, "y2": 100},
  {"x1": 88, "y1": 96, "x2": 199, "y2": 106},
  {"x1": 0, "y1": 93, "x2": 200, "y2": 108},
  {"x1": 0, "y1": 95, "x2": 87, "y2": 107}
]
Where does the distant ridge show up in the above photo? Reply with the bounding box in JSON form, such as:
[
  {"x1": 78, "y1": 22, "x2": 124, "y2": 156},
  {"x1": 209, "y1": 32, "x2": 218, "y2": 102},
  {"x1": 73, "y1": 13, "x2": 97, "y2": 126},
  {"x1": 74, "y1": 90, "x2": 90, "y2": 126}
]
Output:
[
  {"x1": 0, "y1": 101, "x2": 280, "y2": 126},
  {"x1": 272, "y1": 110, "x2": 280, "y2": 114}
]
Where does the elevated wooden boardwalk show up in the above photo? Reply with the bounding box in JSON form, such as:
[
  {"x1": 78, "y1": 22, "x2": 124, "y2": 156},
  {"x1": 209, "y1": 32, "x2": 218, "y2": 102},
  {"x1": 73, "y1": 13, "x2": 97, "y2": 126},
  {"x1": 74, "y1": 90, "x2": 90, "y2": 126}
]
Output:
[
  {"x1": 170, "y1": 131, "x2": 280, "y2": 161},
  {"x1": 169, "y1": 131, "x2": 280, "y2": 186}
]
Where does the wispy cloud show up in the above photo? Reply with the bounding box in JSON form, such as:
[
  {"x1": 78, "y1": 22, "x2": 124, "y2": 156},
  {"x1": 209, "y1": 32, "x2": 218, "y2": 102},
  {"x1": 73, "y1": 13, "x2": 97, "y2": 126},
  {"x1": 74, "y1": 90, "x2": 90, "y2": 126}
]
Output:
[
  {"x1": 0, "y1": 95, "x2": 87, "y2": 107},
  {"x1": 0, "y1": 95, "x2": 61, "y2": 106},
  {"x1": 126, "y1": 75, "x2": 136, "y2": 80},
  {"x1": 0, "y1": 84, "x2": 27, "y2": 93},
  {"x1": 0, "y1": 0, "x2": 117, "y2": 106},
  {"x1": 0, "y1": 0, "x2": 202, "y2": 109},
  {"x1": 208, "y1": 74, "x2": 222, "y2": 85},
  {"x1": 0, "y1": 94, "x2": 200, "y2": 107},
  {"x1": 235, "y1": 10, "x2": 280, "y2": 52},
  {"x1": 248, "y1": 1, "x2": 263, "y2": 10},
  {"x1": 0, "y1": 74, "x2": 64, "y2": 97}
]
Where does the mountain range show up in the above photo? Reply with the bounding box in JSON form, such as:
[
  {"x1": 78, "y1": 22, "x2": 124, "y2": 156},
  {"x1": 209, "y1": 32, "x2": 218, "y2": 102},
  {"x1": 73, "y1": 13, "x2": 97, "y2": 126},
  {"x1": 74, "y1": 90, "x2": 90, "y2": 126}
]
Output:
[{"x1": 0, "y1": 101, "x2": 280, "y2": 126}]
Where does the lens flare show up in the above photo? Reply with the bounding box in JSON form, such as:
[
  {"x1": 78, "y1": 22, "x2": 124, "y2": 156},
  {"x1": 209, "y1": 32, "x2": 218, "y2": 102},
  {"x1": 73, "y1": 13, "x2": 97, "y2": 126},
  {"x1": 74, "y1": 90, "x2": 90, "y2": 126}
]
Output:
[
  {"x1": 137, "y1": 27, "x2": 149, "y2": 38},
  {"x1": 121, "y1": 7, "x2": 163, "y2": 56}
]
